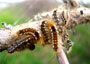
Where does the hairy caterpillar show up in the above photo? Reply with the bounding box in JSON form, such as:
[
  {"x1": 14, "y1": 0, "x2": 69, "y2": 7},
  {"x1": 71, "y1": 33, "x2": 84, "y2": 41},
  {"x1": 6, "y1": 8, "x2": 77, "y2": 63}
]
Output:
[{"x1": 0, "y1": 5, "x2": 74, "y2": 54}]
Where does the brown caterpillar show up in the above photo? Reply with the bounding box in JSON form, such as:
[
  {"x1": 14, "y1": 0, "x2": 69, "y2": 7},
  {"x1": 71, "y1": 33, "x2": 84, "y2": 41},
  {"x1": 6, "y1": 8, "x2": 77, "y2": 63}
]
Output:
[
  {"x1": 7, "y1": 36, "x2": 31, "y2": 53},
  {"x1": 40, "y1": 20, "x2": 58, "y2": 51},
  {"x1": 18, "y1": 28, "x2": 40, "y2": 41},
  {"x1": 52, "y1": 9, "x2": 59, "y2": 25},
  {"x1": 40, "y1": 21, "x2": 51, "y2": 45},
  {"x1": 52, "y1": 9, "x2": 67, "y2": 26},
  {"x1": 51, "y1": 26, "x2": 58, "y2": 51},
  {"x1": 7, "y1": 28, "x2": 40, "y2": 53}
]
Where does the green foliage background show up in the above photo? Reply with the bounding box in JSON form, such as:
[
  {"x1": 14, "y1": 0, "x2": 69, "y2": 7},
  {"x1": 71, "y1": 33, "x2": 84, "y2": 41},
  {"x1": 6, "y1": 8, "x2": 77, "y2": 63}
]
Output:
[{"x1": 0, "y1": 6, "x2": 90, "y2": 64}]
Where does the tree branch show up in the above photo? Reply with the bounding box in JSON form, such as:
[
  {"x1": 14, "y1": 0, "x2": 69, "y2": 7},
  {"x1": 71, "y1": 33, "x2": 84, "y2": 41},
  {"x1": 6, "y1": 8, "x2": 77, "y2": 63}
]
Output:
[{"x1": 0, "y1": 0, "x2": 90, "y2": 64}]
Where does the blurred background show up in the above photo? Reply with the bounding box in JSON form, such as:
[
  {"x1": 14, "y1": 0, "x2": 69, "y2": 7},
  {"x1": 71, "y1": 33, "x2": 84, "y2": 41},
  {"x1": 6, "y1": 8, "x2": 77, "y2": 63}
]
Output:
[{"x1": 0, "y1": 0, "x2": 90, "y2": 64}]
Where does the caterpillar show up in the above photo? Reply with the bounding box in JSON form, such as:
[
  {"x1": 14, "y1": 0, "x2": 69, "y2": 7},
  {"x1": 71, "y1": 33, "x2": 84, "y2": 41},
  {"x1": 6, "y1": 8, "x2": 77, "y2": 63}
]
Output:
[
  {"x1": 7, "y1": 28, "x2": 40, "y2": 53},
  {"x1": 6, "y1": 19, "x2": 72, "y2": 54},
  {"x1": 0, "y1": 5, "x2": 74, "y2": 54}
]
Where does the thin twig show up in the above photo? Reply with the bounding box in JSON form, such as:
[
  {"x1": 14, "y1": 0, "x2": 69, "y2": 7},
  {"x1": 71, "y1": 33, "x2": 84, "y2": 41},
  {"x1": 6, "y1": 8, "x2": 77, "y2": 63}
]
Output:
[{"x1": 57, "y1": 49, "x2": 69, "y2": 64}]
